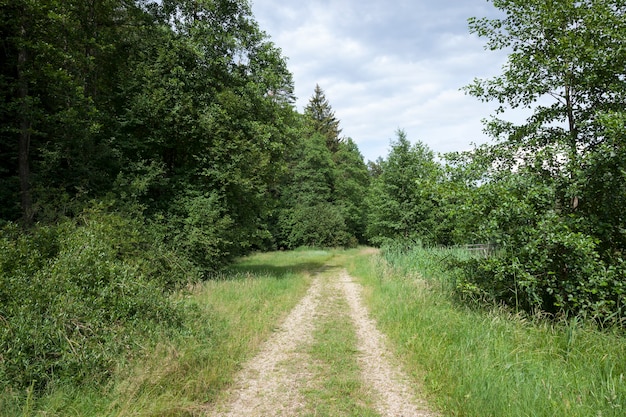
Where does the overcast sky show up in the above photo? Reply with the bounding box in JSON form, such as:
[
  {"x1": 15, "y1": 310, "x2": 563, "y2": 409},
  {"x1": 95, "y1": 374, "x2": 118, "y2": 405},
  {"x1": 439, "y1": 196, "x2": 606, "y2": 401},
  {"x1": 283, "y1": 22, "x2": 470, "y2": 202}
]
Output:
[{"x1": 250, "y1": 0, "x2": 511, "y2": 162}]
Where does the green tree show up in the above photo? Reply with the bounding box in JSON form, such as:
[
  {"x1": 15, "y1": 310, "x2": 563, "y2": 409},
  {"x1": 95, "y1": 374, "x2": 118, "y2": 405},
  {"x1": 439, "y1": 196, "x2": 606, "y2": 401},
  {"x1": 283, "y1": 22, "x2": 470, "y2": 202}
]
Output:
[
  {"x1": 465, "y1": 0, "x2": 626, "y2": 233},
  {"x1": 0, "y1": 0, "x2": 298, "y2": 270},
  {"x1": 304, "y1": 84, "x2": 343, "y2": 152},
  {"x1": 276, "y1": 132, "x2": 353, "y2": 248},
  {"x1": 113, "y1": 0, "x2": 297, "y2": 268},
  {"x1": 456, "y1": 0, "x2": 626, "y2": 320},
  {"x1": 274, "y1": 85, "x2": 369, "y2": 248},
  {"x1": 333, "y1": 138, "x2": 370, "y2": 242},
  {"x1": 0, "y1": 0, "x2": 121, "y2": 224},
  {"x1": 366, "y1": 130, "x2": 443, "y2": 246}
]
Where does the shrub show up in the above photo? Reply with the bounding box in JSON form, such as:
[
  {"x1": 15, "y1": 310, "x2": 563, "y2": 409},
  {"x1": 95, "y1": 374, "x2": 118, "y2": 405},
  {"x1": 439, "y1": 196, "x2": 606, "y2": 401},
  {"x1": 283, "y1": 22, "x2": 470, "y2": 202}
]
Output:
[
  {"x1": 455, "y1": 214, "x2": 626, "y2": 324},
  {"x1": 0, "y1": 209, "x2": 193, "y2": 391},
  {"x1": 282, "y1": 203, "x2": 356, "y2": 249},
  {"x1": 168, "y1": 191, "x2": 235, "y2": 275}
]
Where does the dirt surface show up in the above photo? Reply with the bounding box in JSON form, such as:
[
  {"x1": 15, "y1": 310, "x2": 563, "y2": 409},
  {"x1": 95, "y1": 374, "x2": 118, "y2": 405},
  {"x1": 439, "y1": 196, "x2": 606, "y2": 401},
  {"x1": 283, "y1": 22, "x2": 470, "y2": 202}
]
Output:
[
  {"x1": 338, "y1": 271, "x2": 435, "y2": 416},
  {"x1": 206, "y1": 266, "x2": 437, "y2": 417}
]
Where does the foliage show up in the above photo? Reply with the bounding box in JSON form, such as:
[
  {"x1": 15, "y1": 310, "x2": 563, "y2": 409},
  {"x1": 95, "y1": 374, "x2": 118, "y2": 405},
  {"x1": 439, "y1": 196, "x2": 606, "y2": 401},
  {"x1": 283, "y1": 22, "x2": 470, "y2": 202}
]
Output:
[
  {"x1": 276, "y1": 132, "x2": 351, "y2": 248},
  {"x1": 333, "y1": 138, "x2": 370, "y2": 243},
  {"x1": 439, "y1": 0, "x2": 626, "y2": 321},
  {"x1": 0, "y1": 209, "x2": 198, "y2": 392},
  {"x1": 366, "y1": 130, "x2": 444, "y2": 246},
  {"x1": 168, "y1": 191, "x2": 235, "y2": 274},
  {"x1": 275, "y1": 89, "x2": 369, "y2": 249},
  {"x1": 304, "y1": 84, "x2": 343, "y2": 152},
  {"x1": 577, "y1": 111, "x2": 626, "y2": 253},
  {"x1": 0, "y1": 0, "x2": 298, "y2": 269},
  {"x1": 283, "y1": 202, "x2": 355, "y2": 248},
  {"x1": 456, "y1": 213, "x2": 626, "y2": 322},
  {"x1": 463, "y1": 0, "x2": 626, "y2": 250}
]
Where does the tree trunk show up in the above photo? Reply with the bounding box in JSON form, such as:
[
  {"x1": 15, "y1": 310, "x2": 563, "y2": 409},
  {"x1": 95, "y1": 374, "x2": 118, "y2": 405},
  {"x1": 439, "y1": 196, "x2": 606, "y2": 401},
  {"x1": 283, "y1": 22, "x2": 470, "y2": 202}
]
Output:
[{"x1": 564, "y1": 79, "x2": 578, "y2": 169}]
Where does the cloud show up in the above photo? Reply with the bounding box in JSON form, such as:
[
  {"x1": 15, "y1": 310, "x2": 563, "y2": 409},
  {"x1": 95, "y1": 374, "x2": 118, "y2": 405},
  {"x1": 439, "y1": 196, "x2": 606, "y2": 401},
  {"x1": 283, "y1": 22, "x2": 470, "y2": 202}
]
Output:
[{"x1": 252, "y1": 0, "x2": 512, "y2": 162}]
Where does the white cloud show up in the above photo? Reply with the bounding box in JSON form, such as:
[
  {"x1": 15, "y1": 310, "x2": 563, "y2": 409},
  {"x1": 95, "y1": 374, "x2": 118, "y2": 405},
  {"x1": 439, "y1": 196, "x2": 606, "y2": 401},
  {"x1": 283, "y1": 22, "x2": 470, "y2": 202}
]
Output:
[{"x1": 252, "y1": 0, "x2": 515, "y2": 162}]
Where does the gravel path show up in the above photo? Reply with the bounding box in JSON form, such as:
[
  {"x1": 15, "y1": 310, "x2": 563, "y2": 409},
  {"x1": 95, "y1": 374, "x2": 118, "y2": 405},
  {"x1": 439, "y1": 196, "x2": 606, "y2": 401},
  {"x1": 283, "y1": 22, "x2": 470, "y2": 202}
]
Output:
[
  {"x1": 206, "y1": 268, "x2": 437, "y2": 417},
  {"x1": 338, "y1": 271, "x2": 435, "y2": 416}
]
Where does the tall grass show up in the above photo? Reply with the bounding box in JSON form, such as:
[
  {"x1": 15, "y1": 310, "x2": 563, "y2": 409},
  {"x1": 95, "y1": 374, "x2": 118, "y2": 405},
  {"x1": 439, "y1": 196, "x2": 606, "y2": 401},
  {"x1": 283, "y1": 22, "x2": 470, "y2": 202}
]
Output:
[
  {"x1": 6, "y1": 250, "x2": 332, "y2": 416},
  {"x1": 347, "y1": 245, "x2": 626, "y2": 417}
]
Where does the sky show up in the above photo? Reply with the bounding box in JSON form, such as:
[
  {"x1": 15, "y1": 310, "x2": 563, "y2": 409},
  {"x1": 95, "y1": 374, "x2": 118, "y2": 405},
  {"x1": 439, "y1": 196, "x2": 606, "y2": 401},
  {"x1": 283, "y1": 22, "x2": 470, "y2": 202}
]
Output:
[{"x1": 250, "y1": 0, "x2": 511, "y2": 162}]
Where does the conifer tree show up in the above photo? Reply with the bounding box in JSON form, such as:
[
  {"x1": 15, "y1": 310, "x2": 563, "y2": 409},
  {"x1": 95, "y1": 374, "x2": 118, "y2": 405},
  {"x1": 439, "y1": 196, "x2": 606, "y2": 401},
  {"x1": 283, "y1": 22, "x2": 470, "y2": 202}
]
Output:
[{"x1": 304, "y1": 84, "x2": 342, "y2": 152}]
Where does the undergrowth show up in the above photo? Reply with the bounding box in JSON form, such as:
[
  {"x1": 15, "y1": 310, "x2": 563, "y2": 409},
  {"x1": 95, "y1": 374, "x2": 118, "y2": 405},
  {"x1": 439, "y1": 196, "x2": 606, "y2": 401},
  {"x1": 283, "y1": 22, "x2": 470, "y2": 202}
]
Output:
[
  {"x1": 347, "y1": 245, "x2": 626, "y2": 417},
  {"x1": 1, "y1": 247, "x2": 328, "y2": 416},
  {"x1": 0, "y1": 208, "x2": 198, "y2": 395}
]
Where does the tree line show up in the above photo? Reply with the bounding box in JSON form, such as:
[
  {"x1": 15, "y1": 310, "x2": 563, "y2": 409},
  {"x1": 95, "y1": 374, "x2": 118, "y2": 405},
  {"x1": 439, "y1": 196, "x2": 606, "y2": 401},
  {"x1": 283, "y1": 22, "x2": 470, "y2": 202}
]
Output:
[
  {"x1": 367, "y1": 0, "x2": 626, "y2": 325},
  {"x1": 0, "y1": 0, "x2": 368, "y2": 392},
  {"x1": 0, "y1": 0, "x2": 369, "y2": 264},
  {"x1": 0, "y1": 0, "x2": 625, "y2": 395}
]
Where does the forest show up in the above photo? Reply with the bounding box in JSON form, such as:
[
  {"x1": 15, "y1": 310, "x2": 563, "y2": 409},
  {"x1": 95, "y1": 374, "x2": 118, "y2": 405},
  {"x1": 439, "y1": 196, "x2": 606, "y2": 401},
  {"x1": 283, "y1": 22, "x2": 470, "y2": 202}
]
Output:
[{"x1": 1, "y1": 0, "x2": 625, "y2": 409}]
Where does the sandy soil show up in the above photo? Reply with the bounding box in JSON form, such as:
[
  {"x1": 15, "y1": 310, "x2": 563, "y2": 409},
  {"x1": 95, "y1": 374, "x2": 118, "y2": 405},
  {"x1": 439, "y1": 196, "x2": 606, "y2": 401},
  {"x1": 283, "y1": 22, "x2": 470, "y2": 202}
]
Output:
[{"x1": 206, "y1": 267, "x2": 437, "y2": 417}]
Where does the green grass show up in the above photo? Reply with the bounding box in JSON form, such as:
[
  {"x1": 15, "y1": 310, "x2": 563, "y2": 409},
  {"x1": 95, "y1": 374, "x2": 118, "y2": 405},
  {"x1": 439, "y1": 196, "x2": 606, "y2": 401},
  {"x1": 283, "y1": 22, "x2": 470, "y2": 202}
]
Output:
[
  {"x1": 301, "y1": 267, "x2": 378, "y2": 417},
  {"x1": 6, "y1": 249, "x2": 333, "y2": 417},
  {"x1": 9, "y1": 246, "x2": 624, "y2": 416},
  {"x1": 346, "y1": 246, "x2": 626, "y2": 417}
]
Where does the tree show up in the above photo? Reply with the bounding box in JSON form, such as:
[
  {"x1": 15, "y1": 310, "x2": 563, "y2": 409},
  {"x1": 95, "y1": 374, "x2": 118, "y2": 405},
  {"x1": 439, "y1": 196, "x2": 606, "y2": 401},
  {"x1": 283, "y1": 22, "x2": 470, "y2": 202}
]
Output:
[
  {"x1": 273, "y1": 84, "x2": 369, "y2": 248},
  {"x1": 465, "y1": 0, "x2": 626, "y2": 220},
  {"x1": 366, "y1": 130, "x2": 443, "y2": 246},
  {"x1": 0, "y1": 0, "x2": 148, "y2": 224},
  {"x1": 304, "y1": 84, "x2": 343, "y2": 152},
  {"x1": 117, "y1": 0, "x2": 297, "y2": 266},
  {"x1": 456, "y1": 0, "x2": 626, "y2": 320},
  {"x1": 465, "y1": 0, "x2": 626, "y2": 249},
  {"x1": 276, "y1": 132, "x2": 353, "y2": 248},
  {"x1": 0, "y1": 0, "x2": 298, "y2": 270},
  {"x1": 333, "y1": 138, "x2": 370, "y2": 242},
  {"x1": 1, "y1": 1, "x2": 92, "y2": 224}
]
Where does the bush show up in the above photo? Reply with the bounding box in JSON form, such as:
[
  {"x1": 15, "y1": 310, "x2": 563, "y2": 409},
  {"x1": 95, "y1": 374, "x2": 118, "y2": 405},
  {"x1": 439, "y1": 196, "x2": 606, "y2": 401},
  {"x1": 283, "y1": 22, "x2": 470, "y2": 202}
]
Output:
[
  {"x1": 455, "y1": 214, "x2": 626, "y2": 324},
  {"x1": 0, "y1": 209, "x2": 196, "y2": 391},
  {"x1": 167, "y1": 191, "x2": 235, "y2": 275},
  {"x1": 282, "y1": 203, "x2": 356, "y2": 249}
]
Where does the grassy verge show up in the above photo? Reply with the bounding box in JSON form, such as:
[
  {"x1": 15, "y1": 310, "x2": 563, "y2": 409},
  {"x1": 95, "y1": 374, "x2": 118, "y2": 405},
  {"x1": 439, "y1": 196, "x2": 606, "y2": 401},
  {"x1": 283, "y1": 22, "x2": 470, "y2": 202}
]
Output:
[
  {"x1": 9, "y1": 249, "x2": 332, "y2": 417},
  {"x1": 346, "y1": 246, "x2": 626, "y2": 417}
]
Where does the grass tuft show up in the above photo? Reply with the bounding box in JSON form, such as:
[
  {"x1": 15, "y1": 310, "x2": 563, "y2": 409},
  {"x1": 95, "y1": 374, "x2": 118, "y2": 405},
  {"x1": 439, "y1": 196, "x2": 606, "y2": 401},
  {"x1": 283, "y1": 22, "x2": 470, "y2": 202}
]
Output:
[{"x1": 301, "y1": 268, "x2": 378, "y2": 417}]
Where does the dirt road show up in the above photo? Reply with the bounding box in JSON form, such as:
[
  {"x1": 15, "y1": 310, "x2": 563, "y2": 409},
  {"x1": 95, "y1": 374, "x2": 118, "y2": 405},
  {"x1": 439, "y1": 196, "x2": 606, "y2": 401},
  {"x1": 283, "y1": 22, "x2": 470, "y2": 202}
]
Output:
[{"x1": 206, "y1": 267, "x2": 437, "y2": 417}]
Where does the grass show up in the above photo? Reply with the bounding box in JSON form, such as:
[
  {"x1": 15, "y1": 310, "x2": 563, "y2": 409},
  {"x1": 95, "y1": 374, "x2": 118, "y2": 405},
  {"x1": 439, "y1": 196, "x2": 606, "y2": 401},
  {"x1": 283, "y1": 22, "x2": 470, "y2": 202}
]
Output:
[
  {"x1": 9, "y1": 245, "x2": 626, "y2": 416},
  {"x1": 346, "y1": 246, "x2": 626, "y2": 417},
  {"x1": 301, "y1": 266, "x2": 378, "y2": 417},
  {"x1": 6, "y1": 249, "x2": 333, "y2": 416}
]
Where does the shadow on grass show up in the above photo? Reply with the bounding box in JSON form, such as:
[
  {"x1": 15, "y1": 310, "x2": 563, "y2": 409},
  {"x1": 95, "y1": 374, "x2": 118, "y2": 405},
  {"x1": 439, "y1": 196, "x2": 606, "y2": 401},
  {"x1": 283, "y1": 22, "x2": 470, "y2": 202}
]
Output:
[{"x1": 222, "y1": 261, "x2": 330, "y2": 280}]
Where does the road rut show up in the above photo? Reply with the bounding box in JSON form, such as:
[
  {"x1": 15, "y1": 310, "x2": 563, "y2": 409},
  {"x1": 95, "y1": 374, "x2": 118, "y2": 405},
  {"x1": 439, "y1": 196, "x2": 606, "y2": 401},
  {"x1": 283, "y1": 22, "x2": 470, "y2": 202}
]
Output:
[{"x1": 207, "y1": 268, "x2": 437, "y2": 417}]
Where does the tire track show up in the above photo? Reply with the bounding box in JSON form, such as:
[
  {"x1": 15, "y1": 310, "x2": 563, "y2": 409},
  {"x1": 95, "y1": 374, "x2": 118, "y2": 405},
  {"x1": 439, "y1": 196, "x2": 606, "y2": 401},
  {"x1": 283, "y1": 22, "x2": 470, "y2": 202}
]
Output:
[
  {"x1": 206, "y1": 267, "x2": 437, "y2": 417},
  {"x1": 207, "y1": 276, "x2": 323, "y2": 416},
  {"x1": 338, "y1": 271, "x2": 437, "y2": 417}
]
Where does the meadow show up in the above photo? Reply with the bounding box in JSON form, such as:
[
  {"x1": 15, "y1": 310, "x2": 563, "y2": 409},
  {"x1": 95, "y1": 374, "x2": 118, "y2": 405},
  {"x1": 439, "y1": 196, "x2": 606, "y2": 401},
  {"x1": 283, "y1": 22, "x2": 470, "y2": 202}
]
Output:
[{"x1": 348, "y1": 245, "x2": 626, "y2": 417}]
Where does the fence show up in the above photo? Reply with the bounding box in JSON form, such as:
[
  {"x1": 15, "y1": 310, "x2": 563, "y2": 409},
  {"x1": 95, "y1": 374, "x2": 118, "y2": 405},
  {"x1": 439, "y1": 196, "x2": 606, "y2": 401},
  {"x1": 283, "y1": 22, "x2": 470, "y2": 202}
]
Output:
[{"x1": 460, "y1": 243, "x2": 498, "y2": 256}]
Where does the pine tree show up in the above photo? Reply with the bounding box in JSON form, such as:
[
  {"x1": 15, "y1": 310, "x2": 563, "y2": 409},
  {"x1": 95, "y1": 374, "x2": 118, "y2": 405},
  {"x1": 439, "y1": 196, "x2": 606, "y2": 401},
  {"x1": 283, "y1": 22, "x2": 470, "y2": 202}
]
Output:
[{"x1": 304, "y1": 84, "x2": 342, "y2": 152}]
